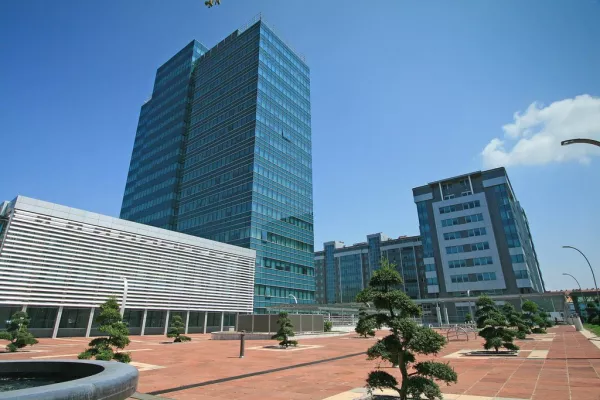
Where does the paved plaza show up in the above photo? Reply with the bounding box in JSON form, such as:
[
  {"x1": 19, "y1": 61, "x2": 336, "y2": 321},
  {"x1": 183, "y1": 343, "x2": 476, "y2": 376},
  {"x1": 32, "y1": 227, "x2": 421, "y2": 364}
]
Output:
[{"x1": 1, "y1": 325, "x2": 600, "y2": 399}]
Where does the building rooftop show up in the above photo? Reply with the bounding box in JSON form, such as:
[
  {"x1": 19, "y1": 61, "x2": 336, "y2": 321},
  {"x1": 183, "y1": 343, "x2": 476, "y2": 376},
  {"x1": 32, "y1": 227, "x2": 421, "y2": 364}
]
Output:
[{"x1": 5, "y1": 195, "x2": 255, "y2": 258}]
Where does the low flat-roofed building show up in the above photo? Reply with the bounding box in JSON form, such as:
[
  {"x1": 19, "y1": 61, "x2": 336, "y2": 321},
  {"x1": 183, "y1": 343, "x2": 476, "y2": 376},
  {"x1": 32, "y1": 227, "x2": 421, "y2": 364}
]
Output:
[{"x1": 0, "y1": 196, "x2": 255, "y2": 337}]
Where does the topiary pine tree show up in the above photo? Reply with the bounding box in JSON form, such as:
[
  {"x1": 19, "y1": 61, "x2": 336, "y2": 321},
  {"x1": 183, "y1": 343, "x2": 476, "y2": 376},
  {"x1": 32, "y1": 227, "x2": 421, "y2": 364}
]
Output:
[
  {"x1": 78, "y1": 296, "x2": 131, "y2": 363},
  {"x1": 500, "y1": 303, "x2": 528, "y2": 339},
  {"x1": 271, "y1": 312, "x2": 297, "y2": 348},
  {"x1": 0, "y1": 311, "x2": 38, "y2": 352},
  {"x1": 167, "y1": 314, "x2": 191, "y2": 342},
  {"x1": 356, "y1": 258, "x2": 457, "y2": 400},
  {"x1": 521, "y1": 300, "x2": 549, "y2": 333},
  {"x1": 464, "y1": 313, "x2": 473, "y2": 324},
  {"x1": 585, "y1": 302, "x2": 599, "y2": 323},
  {"x1": 475, "y1": 296, "x2": 519, "y2": 353},
  {"x1": 355, "y1": 306, "x2": 376, "y2": 338}
]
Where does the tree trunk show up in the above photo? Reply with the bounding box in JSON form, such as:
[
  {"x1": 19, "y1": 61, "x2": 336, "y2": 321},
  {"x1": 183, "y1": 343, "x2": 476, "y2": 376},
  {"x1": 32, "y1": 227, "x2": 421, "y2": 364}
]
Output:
[{"x1": 398, "y1": 347, "x2": 408, "y2": 400}]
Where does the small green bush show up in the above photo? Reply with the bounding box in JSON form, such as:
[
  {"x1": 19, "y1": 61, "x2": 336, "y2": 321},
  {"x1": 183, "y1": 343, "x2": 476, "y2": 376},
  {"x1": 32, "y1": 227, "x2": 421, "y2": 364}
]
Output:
[
  {"x1": 324, "y1": 321, "x2": 333, "y2": 332},
  {"x1": 590, "y1": 316, "x2": 600, "y2": 325},
  {"x1": 78, "y1": 296, "x2": 131, "y2": 363},
  {"x1": 0, "y1": 311, "x2": 38, "y2": 352},
  {"x1": 167, "y1": 315, "x2": 191, "y2": 342},
  {"x1": 271, "y1": 312, "x2": 297, "y2": 348}
]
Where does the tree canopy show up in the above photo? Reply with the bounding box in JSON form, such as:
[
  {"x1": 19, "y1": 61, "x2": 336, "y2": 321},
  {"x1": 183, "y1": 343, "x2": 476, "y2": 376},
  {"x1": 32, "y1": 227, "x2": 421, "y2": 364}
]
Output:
[
  {"x1": 78, "y1": 297, "x2": 131, "y2": 363},
  {"x1": 475, "y1": 296, "x2": 519, "y2": 353},
  {"x1": 0, "y1": 311, "x2": 38, "y2": 352},
  {"x1": 357, "y1": 258, "x2": 457, "y2": 400}
]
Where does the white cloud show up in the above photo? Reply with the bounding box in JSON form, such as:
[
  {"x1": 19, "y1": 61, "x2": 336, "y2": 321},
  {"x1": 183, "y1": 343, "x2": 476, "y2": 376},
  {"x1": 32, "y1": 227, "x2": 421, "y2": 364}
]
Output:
[{"x1": 481, "y1": 94, "x2": 600, "y2": 168}]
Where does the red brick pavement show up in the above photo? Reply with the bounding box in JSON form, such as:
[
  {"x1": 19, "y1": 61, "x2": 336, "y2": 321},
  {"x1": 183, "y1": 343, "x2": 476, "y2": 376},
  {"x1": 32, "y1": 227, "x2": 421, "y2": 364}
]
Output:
[{"x1": 1, "y1": 326, "x2": 599, "y2": 399}]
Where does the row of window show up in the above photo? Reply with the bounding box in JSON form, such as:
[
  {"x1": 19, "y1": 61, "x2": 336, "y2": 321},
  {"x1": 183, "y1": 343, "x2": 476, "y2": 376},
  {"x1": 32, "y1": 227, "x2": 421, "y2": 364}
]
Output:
[
  {"x1": 179, "y1": 163, "x2": 253, "y2": 204},
  {"x1": 121, "y1": 192, "x2": 176, "y2": 217},
  {"x1": 186, "y1": 126, "x2": 252, "y2": 163},
  {"x1": 260, "y1": 24, "x2": 309, "y2": 80},
  {"x1": 257, "y1": 105, "x2": 310, "y2": 155},
  {"x1": 439, "y1": 200, "x2": 481, "y2": 215},
  {"x1": 254, "y1": 162, "x2": 312, "y2": 197},
  {"x1": 154, "y1": 58, "x2": 192, "y2": 89},
  {"x1": 189, "y1": 98, "x2": 255, "y2": 143},
  {"x1": 260, "y1": 25, "x2": 309, "y2": 77},
  {"x1": 441, "y1": 213, "x2": 484, "y2": 227},
  {"x1": 182, "y1": 145, "x2": 253, "y2": 183},
  {"x1": 257, "y1": 92, "x2": 310, "y2": 144},
  {"x1": 193, "y1": 45, "x2": 257, "y2": 100},
  {"x1": 130, "y1": 135, "x2": 183, "y2": 170},
  {"x1": 416, "y1": 202, "x2": 435, "y2": 259},
  {"x1": 133, "y1": 121, "x2": 184, "y2": 157},
  {"x1": 514, "y1": 270, "x2": 529, "y2": 279},
  {"x1": 180, "y1": 182, "x2": 252, "y2": 214},
  {"x1": 123, "y1": 177, "x2": 177, "y2": 202},
  {"x1": 125, "y1": 161, "x2": 178, "y2": 188},
  {"x1": 192, "y1": 80, "x2": 255, "y2": 125},
  {"x1": 190, "y1": 95, "x2": 256, "y2": 132},
  {"x1": 139, "y1": 85, "x2": 188, "y2": 126},
  {"x1": 251, "y1": 203, "x2": 313, "y2": 233},
  {"x1": 142, "y1": 75, "x2": 190, "y2": 120},
  {"x1": 182, "y1": 201, "x2": 252, "y2": 227},
  {"x1": 511, "y1": 254, "x2": 525, "y2": 263},
  {"x1": 254, "y1": 284, "x2": 314, "y2": 300},
  {"x1": 256, "y1": 124, "x2": 311, "y2": 167},
  {"x1": 259, "y1": 40, "x2": 310, "y2": 101},
  {"x1": 193, "y1": 25, "x2": 258, "y2": 86},
  {"x1": 258, "y1": 80, "x2": 310, "y2": 129},
  {"x1": 259, "y1": 45, "x2": 309, "y2": 101},
  {"x1": 132, "y1": 148, "x2": 181, "y2": 176},
  {"x1": 448, "y1": 256, "x2": 493, "y2": 269},
  {"x1": 263, "y1": 257, "x2": 313, "y2": 276},
  {"x1": 451, "y1": 272, "x2": 497, "y2": 283},
  {"x1": 446, "y1": 241, "x2": 490, "y2": 254},
  {"x1": 426, "y1": 277, "x2": 438, "y2": 285},
  {"x1": 266, "y1": 231, "x2": 313, "y2": 253},
  {"x1": 255, "y1": 144, "x2": 311, "y2": 183},
  {"x1": 143, "y1": 108, "x2": 186, "y2": 139},
  {"x1": 194, "y1": 47, "x2": 257, "y2": 102},
  {"x1": 185, "y1": 125, "x2": 253, "y2": 170},
  {"x1": 253, "y1": 182, "x2": 313, "y2": 214},
  {"x1": 142, "y1": 98, "x2": 187, "y2": 129},
  {"x1": 443, "y1": 227, "x2": 487, "y2": 241}
]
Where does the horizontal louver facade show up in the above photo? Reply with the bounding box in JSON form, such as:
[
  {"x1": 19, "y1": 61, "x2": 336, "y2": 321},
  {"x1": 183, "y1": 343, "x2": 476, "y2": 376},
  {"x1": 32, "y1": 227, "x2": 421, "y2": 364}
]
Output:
[{"x1": 0, "y1": 196, "x2": 255, "y2": 313}]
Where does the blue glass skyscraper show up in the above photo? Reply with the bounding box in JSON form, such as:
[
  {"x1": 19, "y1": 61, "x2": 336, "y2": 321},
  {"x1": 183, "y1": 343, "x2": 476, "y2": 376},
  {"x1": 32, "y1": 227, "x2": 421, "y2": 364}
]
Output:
[{"x1": 121, "y1": 17, "x2": 314, "y2": 313}]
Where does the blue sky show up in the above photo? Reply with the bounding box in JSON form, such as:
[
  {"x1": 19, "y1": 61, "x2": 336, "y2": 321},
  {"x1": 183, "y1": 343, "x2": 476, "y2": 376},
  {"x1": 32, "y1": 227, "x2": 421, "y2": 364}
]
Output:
[{"x1": 1, "y1": 1, "x2": 599, "y2": 291}]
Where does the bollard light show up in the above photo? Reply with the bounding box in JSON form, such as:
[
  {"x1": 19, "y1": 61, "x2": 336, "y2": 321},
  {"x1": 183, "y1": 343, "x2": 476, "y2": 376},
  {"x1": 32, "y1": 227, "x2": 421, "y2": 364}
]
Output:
[{"x1": 239, "y1": 330, "x2": 246, "y2": 358}]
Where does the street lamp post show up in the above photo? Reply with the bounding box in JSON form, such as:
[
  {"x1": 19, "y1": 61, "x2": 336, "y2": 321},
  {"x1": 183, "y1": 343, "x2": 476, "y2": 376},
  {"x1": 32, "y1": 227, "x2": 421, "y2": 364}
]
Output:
[
  {"x1": 120, "y1": 277, "x2": 128, "y2": 317},
  {"x1": 561, "y1": 138, "x2": 600, "y2": 147},
  {"x1": 562, "y1": 273, "x2": 582, "y2": 317},
  {"x1": 562, "y1": 246, "x2": 599, "y2": 303},
  {"x1": 467, "y1": 290, "x2": 473, "y2": 323},
  {"x1": 289, "y1": 294, "x2": 298, "y2": 314},
  {"x1": 562, "y1": 273, "x2": 582, "y2": 291}
]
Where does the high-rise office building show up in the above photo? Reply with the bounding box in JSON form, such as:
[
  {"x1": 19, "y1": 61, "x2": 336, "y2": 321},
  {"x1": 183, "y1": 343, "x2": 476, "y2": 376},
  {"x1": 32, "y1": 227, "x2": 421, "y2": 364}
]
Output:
[
  {"x1": 412, "y1": 167, "x2": 545, "y2": 302},
  {"x1": 314, "y1": 234, "x2": 425, "y2": 304},
  {"x1": 121, "y1": 16, "x2": 315, "y2": 313}
]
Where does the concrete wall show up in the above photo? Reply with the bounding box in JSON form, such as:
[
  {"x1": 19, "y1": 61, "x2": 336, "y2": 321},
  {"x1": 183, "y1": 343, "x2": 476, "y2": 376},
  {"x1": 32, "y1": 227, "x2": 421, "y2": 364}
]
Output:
[{"x1": 238, "y1": 314, "x2": 324, "y2": 333}]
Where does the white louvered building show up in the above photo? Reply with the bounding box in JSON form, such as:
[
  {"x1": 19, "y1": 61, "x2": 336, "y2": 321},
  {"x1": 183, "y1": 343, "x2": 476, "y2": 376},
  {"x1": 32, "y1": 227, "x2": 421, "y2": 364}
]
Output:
[{"x1": 0, "y1": 196, "x2": 255, "y2": 338}]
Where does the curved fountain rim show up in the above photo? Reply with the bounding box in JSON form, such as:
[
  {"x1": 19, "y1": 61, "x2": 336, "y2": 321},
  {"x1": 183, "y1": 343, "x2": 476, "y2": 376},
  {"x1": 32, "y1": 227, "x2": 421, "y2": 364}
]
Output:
[{"x1": 0, "y1": 359, "x2": 139, "y2": 400}]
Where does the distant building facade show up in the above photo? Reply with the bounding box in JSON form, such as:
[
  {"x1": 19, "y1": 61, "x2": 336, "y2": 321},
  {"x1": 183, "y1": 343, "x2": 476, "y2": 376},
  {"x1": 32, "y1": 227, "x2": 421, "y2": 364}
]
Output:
[
  {"x1": 314, "y1": 234, "x2": 425, "y2": 304},
  {"x1": 412, "y1": 167, "x2": 545, "y2": 304},
  {"x1": 0, "y1": 196, "x2": 255, "y2": 338},
  {"x1": 119, "y1": 16, "x2": 315, "y2": 313}
]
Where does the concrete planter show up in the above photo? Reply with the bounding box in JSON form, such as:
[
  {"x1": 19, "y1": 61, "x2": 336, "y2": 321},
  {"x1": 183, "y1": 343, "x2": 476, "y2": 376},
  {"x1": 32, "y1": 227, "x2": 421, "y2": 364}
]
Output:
[{"x1": 211, "y1": 332, "x2": 272, "y2": 340}]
